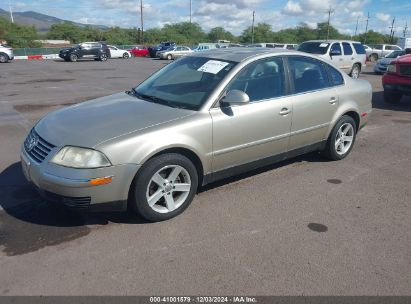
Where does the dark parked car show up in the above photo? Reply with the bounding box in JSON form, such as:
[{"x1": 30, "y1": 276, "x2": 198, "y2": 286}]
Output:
[
  {"x1": 148, "y1": 42, "x2": 176, "y2": 58},
  {"x1": 59, "y1": 42, "x2": 111, "y2": 62}
]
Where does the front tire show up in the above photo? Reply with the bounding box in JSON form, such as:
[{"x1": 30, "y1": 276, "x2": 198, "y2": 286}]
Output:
[
  {"x1": 99, "y1": 53, "x2": 108, "y2": 61},
  {"x1": 384, "y1": 90, "x2": 402, "y2": 103},
  {"x1": 167, "y1": 54, "x2": 173, "y2": 60},
  {"x1": 123, "y1": 52, "x2": 130, "y2": 59},
  {"x1": 130, "y1": 153, "x2": 198, "y2": 222},
  {"x1": 69, "y1": 54, "x2": 78, "y2": 62},
  {"x1": 323, "y1": 115, "x2": 356, "y2": 161}
]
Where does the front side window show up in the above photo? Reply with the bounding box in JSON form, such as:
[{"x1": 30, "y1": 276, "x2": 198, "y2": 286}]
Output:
[
  {"x1": 330, "y1": 43, "x2": 342, "y2": 56},
  {"x1": 288, "y1": 56, "x2": 330, "y2": 93},
  {"x1": 225, "y1": 57, "x2": 286, "y2": 102},
  {"x1": 134, "y1": 56, "x2": 237, "y2": 110},
  {"x1": 374, "y1": 45, "x2": 383, "y2": 50},
  {"x1": 342, "y1": 42, "x2": 353, "y2": 55}
]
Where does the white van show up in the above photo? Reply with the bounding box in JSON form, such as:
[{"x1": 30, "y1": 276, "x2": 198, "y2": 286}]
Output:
[
  {"x1": 297, "y1": 40, "x2": 367, "y2": 79},
  {"x1": 397, "y1": 38, "x2": 411, "y2": 50},
  {"x1": 193, "y1": 43, "x2": 218, "y2": 52}
]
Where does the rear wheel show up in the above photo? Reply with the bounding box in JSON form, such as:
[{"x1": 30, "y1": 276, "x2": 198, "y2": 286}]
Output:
[
  {"x1": 350, "y1": 64, "x2": 361, "y2": 79},
  {"x1": 130, "y1": 153, "x2": 198, "y2": 222},
  {"x1": 167, "y1": 54, "x2": 173, "y2": 60},
  {"x1": 369, "y1": 54, "x2": 378, "y2": 62},
  {"x1": 69, "y1": 54, "x2": 78, "y2": 62},
  {"x1": 0, "y1": 53, "x2": 9, "y2": 63},
  {"x1": 323, "y1": 115, "x2": 356, "y2": 161},
  {"x1": 384, "y1": 90, "x2": 402, "y2": 103}
]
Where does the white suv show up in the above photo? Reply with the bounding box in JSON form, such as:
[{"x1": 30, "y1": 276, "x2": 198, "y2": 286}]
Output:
[
  {"x1": 0, "y1": 44, "x2": 14, "y2": 63},
  {"x1": 297, "y1": 40, "x2": 366, "y2": 79}
]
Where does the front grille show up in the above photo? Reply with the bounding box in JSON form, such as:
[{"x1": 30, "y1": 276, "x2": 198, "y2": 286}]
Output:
[
  {"x1": 399, "y1": 64, "x2": 411, "y2": 77},
  {"x1": 24, "y1": 129, "x2": 56, "y2": 163}
]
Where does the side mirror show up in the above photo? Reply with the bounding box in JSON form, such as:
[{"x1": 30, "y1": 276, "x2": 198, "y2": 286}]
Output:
[{"x1": 221, "y1": 90, "x2": 250, "y2": 106}]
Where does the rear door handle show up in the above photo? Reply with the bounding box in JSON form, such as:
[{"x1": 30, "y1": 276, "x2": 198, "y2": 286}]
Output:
[
  {"x1": 329, "y1": 97, "x2": 337, "y2": 104},
  {"x1": 279, "y1": 108, "x2": 291, "y2": 115}
]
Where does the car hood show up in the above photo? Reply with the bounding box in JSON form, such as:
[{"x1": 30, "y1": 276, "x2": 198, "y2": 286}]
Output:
[
  {"x1": 377, "y1": 57, "x2": 395, "y2": 65},
  {"x1": 35, "y1": 92, "x2": 195, "y2": 148}
]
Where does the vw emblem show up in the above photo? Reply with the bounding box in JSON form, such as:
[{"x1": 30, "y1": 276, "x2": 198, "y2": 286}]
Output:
[{"x1": 27, "y1": 135, "x2": 38, "y2": 151}]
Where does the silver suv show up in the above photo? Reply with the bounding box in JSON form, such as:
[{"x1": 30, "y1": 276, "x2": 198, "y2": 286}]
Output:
[
  {"x1": 0, "y1": 44, "x2": 14, "y2": 63},
  {"x1": 298, "y1": 40, "x2": 367, "y2": 79},
  {"x1": 21, "y1": 48, "x2": 372, "y2": 221}
]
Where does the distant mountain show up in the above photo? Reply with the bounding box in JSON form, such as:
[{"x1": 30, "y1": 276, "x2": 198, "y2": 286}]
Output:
[{"x1": 0, "y1": 8, "x2": 109, "y2": 32}]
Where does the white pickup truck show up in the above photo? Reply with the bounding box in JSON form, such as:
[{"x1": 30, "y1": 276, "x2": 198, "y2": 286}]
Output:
[{"x1": 366, "y1": 44, "x2": 402, "y2": 62}]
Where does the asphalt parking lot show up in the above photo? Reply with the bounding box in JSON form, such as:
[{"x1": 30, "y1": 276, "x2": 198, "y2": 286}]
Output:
[{"x1": 0, "y1": 57, "x2": 410, "y2": 295}]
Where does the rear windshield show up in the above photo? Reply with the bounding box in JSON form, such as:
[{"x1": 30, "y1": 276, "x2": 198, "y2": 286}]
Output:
[
  {"x1": 297, "y1": 42, "x2": 330, "y2": 54},
  {"x1": 352, "y1": 43, "x2": 366, "y2": 54}
]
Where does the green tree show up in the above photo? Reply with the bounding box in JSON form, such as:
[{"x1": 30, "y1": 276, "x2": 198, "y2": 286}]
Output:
[
  {"x1": 0, "y1": 17, "x2": 40, "y2": 47},
  {"x1": 208, "y1": 27, "x2": 235, "y2": 42},
  {"x1": 47, "y1": 22, "x2": 85, "y2": 43},
  {"x1": 240, "y1": 23, "x2": 274, "y2": 44}
]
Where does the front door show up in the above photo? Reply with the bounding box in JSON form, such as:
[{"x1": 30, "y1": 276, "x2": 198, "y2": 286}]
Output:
[{"x1": 210, "y1": 57, "x2": 292, "y2": 173}]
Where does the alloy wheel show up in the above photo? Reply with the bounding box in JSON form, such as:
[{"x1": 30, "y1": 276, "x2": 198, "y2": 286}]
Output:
[
  {"x1": 335, "y1": 123, "x2": 354, "y2": 156},
  {"x1": 146, "y1": 165, "x2": 191, "y2": 214}
]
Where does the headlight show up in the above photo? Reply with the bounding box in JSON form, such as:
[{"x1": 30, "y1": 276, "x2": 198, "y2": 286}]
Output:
[
  {"x1": 387, "y1": 64, "x2": 397, "y2": 73},
  {"x1": 50, "y1": 146, "x2": 111, "y2": 168}
]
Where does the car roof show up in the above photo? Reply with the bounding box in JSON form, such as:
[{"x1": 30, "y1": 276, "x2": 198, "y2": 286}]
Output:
[
  {"x1": 187, "y1": 47, "x2": 297, "y2": 62},
  {"x1": 303, "y1": 40, "x2": 362, "y2": 44}
]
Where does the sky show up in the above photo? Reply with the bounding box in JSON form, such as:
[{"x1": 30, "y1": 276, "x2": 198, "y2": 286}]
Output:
[{"x1": 4, "y1": 0, "x2": 411, "y2": 36}]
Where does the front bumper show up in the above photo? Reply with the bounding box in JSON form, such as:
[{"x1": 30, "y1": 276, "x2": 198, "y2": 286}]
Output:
[
  {"x1": 374, "y1": 64, "x2": 387, "y2": 73},
  {"x1": 21, "y1": 147, "x2": 140, "y2": 210},
  {"x1": 383, "y1": 73, "x2": 411, "y2": 95}
]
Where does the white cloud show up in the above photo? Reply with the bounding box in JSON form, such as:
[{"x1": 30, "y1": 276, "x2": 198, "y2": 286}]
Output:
[
  {"x1": 282, "y1": 1, "x2": 303, "y2": 15},
  {"x1": 375, "y1": 12, "x2": 391, "y2": 23}
]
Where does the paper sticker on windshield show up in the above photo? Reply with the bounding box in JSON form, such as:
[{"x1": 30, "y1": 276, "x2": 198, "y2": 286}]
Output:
[
  {"x1": 197, "y1": 60, "x2": 230, "y2": 74},
  {"x1": 319, "y1": 43, "x2": 329, "y2": 47}
]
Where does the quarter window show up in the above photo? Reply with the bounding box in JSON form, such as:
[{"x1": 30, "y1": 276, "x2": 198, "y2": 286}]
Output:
[
  {"x1": 288, "y1": 56, "x2": 330, "y2": 93},
  {"x1": 226, "y1": 57, "x2": 286, "y2": 102},
  {"x1": 342, "y1": 42, "x2": 353, "y2": 55},
  {"x1": 326, "y1": 64, "x2": 344, "y2": 86}
]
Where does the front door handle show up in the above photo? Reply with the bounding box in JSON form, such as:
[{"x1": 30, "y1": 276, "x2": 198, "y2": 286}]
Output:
[
  {"x1": 329, "y1": 97, "x2": 337, "y2": 104},
  {"x1": 279, "y1": 108, "x2": 291, "y2": 115}
]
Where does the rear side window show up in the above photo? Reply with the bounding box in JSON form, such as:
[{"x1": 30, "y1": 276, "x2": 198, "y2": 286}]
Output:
[
  {"x1": 288, "y1": 56, "x2": 330, "y2": 93},
  {"x1": 325, "y1": 64, "x2": 344, "y2": 86},
  {"x1": 374, "y1": 45, "x2": 383, "y2": 50},
  {"x1": 353, "y1": 43, "x2": 366, "y2": 54},
  {"x1": 342, "y1": 43, "x2": 353, "y2": 55}
]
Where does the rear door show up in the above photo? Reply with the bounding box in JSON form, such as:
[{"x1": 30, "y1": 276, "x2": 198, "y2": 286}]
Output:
[
  {"x1": 285, "y1": 55, "x2": 339, "y2": 150},
  {"x1": 210, "y1": 56, "x2": 292, "y2": 172}
]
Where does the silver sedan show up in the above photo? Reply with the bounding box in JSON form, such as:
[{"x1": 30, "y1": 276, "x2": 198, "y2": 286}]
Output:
[
  {"x1": 157, "y1": 46, "x2": 192, "y2": 60},
  {"x1": 21, "y1": 48, "x2": 372, "y2": 221}
]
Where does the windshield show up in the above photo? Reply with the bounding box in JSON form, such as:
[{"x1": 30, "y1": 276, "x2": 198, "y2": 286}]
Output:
[
  {"x1": 297, "y1": 42, "x2": 330, "y2": 54},
  {"x1": 386, "y1": 50, "x2": 404, "y2": 58},
  {"x1": 134, "y1": 56, "x2": 237, "y2": 111}
]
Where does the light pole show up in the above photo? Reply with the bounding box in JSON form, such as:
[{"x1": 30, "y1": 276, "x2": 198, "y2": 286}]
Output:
[
  {"x1": 140, "y1": 0, "x2": 144, "y2": 44},
  {"x1": 251, "y1": 11, "x2": 255, "y2": 44}
]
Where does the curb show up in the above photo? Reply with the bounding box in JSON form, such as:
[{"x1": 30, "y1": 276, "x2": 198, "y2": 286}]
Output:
[{"x1": 14, "y1": 54, "x2": 59, "y2": 60}]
